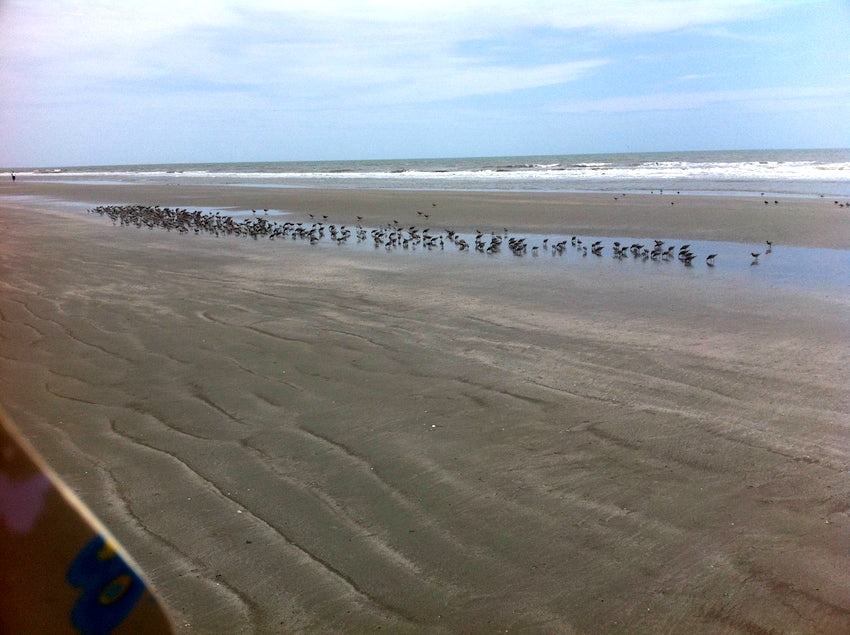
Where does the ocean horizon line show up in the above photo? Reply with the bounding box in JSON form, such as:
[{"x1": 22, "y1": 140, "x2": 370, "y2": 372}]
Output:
[
  {"x1": 4, "y1": 146, "x2": 850, "y2": 172},
  {"x1": 5, "y1": 148, "x2": 850, "y2": 198}
]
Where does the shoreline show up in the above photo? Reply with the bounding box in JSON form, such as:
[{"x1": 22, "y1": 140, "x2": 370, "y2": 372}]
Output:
[
  {"x1": 6, "y1": 178, "x2": 849, "y2": 200},
  {"x1": 1, "y1": 184, "x2": 848, "y2": 632},
  {"x1": 2, "y1": 180, "x2": 850, "y2": 249}
]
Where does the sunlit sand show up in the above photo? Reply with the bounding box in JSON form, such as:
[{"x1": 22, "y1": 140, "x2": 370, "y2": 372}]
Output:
[{"x1": 1, "y1": 182, "x2": 848, "y2": 632}]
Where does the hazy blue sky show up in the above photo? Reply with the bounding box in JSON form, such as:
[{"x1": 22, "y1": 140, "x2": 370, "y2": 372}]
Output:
[{"x1": 1, "y1": 1, "x2": 848, "y2": 167}]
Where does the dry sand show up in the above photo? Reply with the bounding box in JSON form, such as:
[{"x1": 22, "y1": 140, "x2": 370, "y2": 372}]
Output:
[{"x1": 1, "y1": 182, "x2": 849, "y2": 633}]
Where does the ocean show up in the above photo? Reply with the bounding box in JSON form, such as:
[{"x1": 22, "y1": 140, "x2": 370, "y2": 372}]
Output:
[{"x1": 11, "y1": 148, "x2": 850, "y2": 197}]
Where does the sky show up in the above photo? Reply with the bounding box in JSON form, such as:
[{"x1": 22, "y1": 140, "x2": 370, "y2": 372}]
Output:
[{"x1": 1, "y1": 0, "x2": 848, "y2": 167}]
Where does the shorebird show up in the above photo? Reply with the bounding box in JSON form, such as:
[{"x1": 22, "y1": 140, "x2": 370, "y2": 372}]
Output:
[
  {"x1": 751, "y1": 252, "x2": 760, "y2": 264},
  {"x1": 706, "y1": 254, "x2": 717, "y2": 266}
]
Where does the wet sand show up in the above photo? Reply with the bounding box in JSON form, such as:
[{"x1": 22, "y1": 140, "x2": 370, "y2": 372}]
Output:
[
  {"x1": 1, "y1": 182, "x2": 849, "y2": 633},
  {"x1": 6, "y1": 180, "x2": 850, "y2": 249}
]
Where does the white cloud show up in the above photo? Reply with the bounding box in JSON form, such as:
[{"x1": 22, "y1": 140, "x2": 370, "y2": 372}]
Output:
[
  {"x1": 223, "y1": 0, "x2": 801, "y2": 36},
  {"x1": 1, "y1": 0, "x2": 842, "y2": 164},
  {"x1": 0, "y1": 0, "x2": 802, "y2": 85},
  {"x1": 676, "y1": 74, "x2": 723, "y2": 82},
  {"x1": 2, "y1": 1, "x2": 617, "y2": 109},
  {"x1": 552, "y1": 85, "x2": 850, "y2": 114},
  {"x1": 343, "y1": 60, "x2": 610, "y2": 107}
]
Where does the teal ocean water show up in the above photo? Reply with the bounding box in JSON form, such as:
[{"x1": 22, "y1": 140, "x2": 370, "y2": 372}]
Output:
[{"x1": 11, "y1": 148, "x2": 850, "y2": 197}]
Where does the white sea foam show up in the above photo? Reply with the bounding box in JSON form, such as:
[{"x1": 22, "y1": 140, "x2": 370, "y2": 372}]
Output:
[
  {"x1": 14, "y1": 150, "x2": 850, "y2": 195},
  {"x1": 23, "y1": 160, "x2": 850, "y2": 182},
  {"x1": 22, "y1": 162, "x2": 849, "y2": 182}
]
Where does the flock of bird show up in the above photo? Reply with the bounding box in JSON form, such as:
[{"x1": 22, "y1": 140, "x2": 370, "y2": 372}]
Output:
[{"x1": 88, "y1": 204, "x2": 774, "y2": 267}]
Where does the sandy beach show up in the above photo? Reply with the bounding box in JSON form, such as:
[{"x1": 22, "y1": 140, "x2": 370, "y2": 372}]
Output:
[{"x1": 1, "y1": 182, "x2": 849, "y2": 632}]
